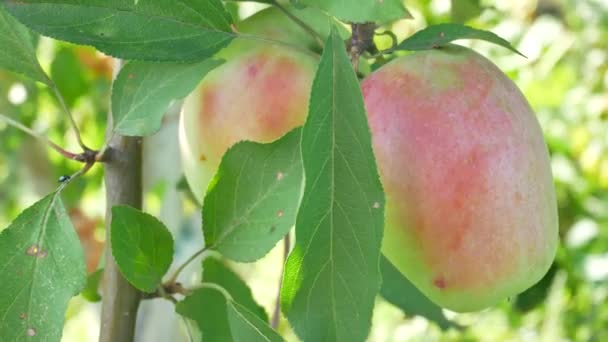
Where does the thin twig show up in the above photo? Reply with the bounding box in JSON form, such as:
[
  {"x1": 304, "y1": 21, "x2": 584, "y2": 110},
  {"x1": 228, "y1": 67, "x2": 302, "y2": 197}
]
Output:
[
  {"x1": 167, "y1": 247, "x2": 210, "y2": 284},
  {"x1": 271, "y1": 0, "x2": 324, "y2": 49},
  {"x1": 50, "y1": 82, "x2": 87, "y2": 150},
  {"x1": 271, "y1": 233, "x2": 291, "y2": 329},
  {"x1": 349, "y1": 23, "x2": 377, "y2": 72},
  {"x1": 0, "y1": 113, "x2": 84, "y2": 161}
]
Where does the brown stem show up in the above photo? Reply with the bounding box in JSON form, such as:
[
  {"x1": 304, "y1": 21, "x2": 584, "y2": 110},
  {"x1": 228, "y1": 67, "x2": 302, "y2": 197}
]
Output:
[
  {"x1": 99, "y1": 59, "x2": 143, "y2": 342},
  {"x1": 271, "y1": 233, "x2": 291, "y2": 329},
  {"x1": 348, "y1": 23, "x2": 377, "y2": 72}
]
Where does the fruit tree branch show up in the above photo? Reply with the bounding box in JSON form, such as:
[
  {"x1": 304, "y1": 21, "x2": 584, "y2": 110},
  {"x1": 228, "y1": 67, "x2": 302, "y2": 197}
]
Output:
[{"x1": 99, "y1": 59, "x2": 143, "y2": 342}]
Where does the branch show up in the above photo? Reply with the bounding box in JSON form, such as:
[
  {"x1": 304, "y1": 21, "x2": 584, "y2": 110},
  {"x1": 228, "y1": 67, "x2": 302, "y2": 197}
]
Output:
[
  {"x1": 0, "y1": 113, "x2": 98, "y2": 166},
  {"x1": 348, "y1": 23, "x2": 377, "y2": 72},
  {"x1": 99, "y1": 59, "x2": 143, "y2": 342}
]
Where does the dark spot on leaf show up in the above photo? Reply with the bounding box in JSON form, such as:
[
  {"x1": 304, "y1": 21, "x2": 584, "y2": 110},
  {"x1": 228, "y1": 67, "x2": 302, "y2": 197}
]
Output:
[
  {"x1": 199, "y1": 154, "x2": 207, "y2": 161},
  {"x1": 19, "y1": 312, "x2": 27, "y2": 320},
  {"x1": 269, "y1": 226, "x2": 276, "y2": 233},
  {"x1": 26, "y1": 327, "x2": 36, "y2": 336},
  {"x1": 433, "y1": 277, "x2": 446, "y2": 289},
  {"x1": 277, "y1": 210, "x2": 284, "y2": 218}
]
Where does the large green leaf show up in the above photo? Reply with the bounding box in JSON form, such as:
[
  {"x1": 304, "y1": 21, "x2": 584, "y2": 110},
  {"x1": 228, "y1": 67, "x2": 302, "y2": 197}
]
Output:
[
  {"x1": 0, "y1": 6, "x2": 50, "y2": 84},
  {"x1": 112, "y1": 59, "x2": 223, "y2": 136},
  {"x1": 110, "y1": 206, "x2": 174, "y2": 293},
  {"x1": 293, "y1": 0, "x2": 411, "y2": 23},
  {"x1": 176, "y1": 259, "x2": 269, "y2": 341},
  {"x1": 379, "y1": 256, "x2": 454, "y2": 330},
  {"x1": 3, "y1": 0, "x2": 235, "y2": 61},
  {"x1": 281, "y1": 28, "x2": 385, "y2": 342},
  {"x1": 227, "y1": 301, "x2": 284, "y2": 342},
  {"x1": 0, "y1": 192, "x2": 86, "y2": 341},
  {"x1": 396, "y1": 23, "x2": 524, "y2": 57},
  {"x1": 203, "y1": 129, "x2": 303, "y2": 262}
]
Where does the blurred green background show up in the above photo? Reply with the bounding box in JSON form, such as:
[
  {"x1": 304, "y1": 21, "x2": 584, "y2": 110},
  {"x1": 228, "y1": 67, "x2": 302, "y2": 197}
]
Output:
[{"x1": 0, "y1": 0, "x2": 606, "y2": 341}]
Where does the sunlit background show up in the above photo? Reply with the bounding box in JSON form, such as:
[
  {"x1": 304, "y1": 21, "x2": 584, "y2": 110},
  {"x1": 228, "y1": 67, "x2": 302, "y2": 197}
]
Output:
[{"x1": 0, "y1": 0, "x2": 606, "y2": 341}]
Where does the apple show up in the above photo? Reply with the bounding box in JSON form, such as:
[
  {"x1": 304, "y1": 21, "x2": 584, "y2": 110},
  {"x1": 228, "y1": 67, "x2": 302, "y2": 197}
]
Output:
[
  {"x1": 362, "y1": 44, "x2": 558, "y2": 312},
  {"x1": 179, "y1": 7, "x2": 323, "y2": 202}
]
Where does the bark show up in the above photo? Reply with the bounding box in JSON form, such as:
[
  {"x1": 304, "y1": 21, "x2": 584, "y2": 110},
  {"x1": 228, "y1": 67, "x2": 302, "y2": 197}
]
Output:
[{"x1": 99, "y1": 60, "x2": 143, "y2": 342}]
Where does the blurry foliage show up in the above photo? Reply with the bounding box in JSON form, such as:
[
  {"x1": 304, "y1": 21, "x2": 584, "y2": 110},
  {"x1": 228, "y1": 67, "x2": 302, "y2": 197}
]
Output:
[{"x1": 0, "y1": 0, "x2": 606, "y2": 341}]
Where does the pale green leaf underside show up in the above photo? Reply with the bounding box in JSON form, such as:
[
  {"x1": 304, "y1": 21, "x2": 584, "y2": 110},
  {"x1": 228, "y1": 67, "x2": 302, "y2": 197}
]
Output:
[
  {"x1": 112, "y1": 59, "x2": 223, "y2": 136},
  {"x1": 281, "y1": 28, "x2": 385, "y2": 342},
  {"x1": 3, "y1": 0, "x2": 235, "y2": 61},
  {"x1": 203, "y1": 129, "x2": 303, "y2": 262},
  {"x1": 0, "y1": 6, "x2": 50, "y2": 84},
  {"x1": 110, "y1": 206, "x2": 174, "y2": 293},
  {"x1": 0, "y1": 193, "x2": 85, "y2": 341},
  {"x1": 294, "y1": 0, "x2": 411, "y2": 23}
]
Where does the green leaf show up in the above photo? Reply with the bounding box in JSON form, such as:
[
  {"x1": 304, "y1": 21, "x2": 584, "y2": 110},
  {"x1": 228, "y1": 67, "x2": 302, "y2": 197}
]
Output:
[
  {"x1": 81, "y1": 269, "x2": 103, "y2": 302},
  {"x1": 110, "y1": 206, "x2": 174, "y2": 293},
  {"x1": 281, "y1": 28, "x2": 385, "y2": 342},
  {"x1": 203, "y1": 129, "x2": 303, "y2": 262},
  {"x1": 379, "y1": 256, "x2": 454, "y2": 330},
  {"x1": 227, "y1": 301, "x2": 284, "y2": 342},
  {"x1": 0, "y1": 192, "x2": 86, "y2": 341},
  {"x1": 112, "y1": 59, "x2": 223, "y2": 136},
  {"x1": 3, "y1": 0, "x2": 235, "y2": 62},
  {"x1": 293, "y1": 0, "x2": 411, "y2": 23},
  {"x1": 202, "y1": 257, "x2": 268, "y2": 322},
  {"x1": 451, "y1": 0, "x2": 482, "y2": 23},
  {"x1": 177, "y1": 259, "x2": 269, "y2": 341},
  {"x1": 0, "y1": 6, "x2": 50, "y2": 84},
  {"x1": 176, "y1": 287, "x2": 232, "y2": 342},
  {"x1": 396, "y1": 23, "x2": 525, "y2": 57}
]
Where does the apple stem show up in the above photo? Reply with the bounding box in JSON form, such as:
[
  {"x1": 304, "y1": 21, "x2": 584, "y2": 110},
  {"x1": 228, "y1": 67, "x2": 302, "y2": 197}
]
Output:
[{"x1": 349, "y1": 23, "x2": 377, "y2": 72}]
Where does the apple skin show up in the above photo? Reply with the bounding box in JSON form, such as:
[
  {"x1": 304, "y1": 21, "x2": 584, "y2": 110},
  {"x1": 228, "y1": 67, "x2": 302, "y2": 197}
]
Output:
[
  {"x1": 179, "y1": 8, "x2": 320, "y2": 202},
  {"x1": 362, "y1": 45, "x2": 559, "y2": 312}
]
